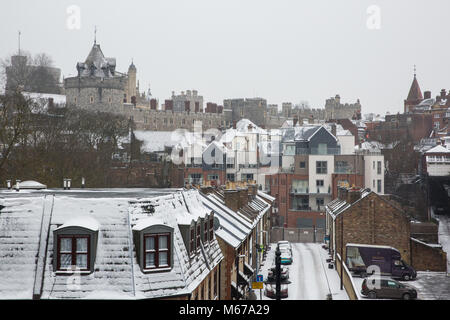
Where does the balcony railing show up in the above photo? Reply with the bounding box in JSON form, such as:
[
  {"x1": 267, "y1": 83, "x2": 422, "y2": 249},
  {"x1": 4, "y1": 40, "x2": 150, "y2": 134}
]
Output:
[
  {"x1": 290, "y1": 187, "x2": 309, "y2": 195},
  {"x1": 311, "y1": 186, "x2": 331, "y2": 195},
  {"x1": 289, "y1": 206, "x2": 312, "y2": 211},
  {"x1": 296, "y1": 147, "x2": 341, "y2": 155},
  {"x1": 334, "y1": 167, "x2": 354, "y2": 174}
]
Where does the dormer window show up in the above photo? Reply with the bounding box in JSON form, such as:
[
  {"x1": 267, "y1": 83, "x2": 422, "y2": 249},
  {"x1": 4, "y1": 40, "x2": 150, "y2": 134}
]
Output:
[
  {"x1": 190, "y1": 225, "x2": 195, "y2": 254},
  {"x1": 203, "y1": 217, "x2": 209, "y2": 244},
  {"x1": 209, "y1": 214, "x2": 214, "y2": 241},
  {"x1": 144, "y1": 233, "x2": 171, "y2": 269},
  {"x1": 196, "y1": 222, "x2": 201, "y2": 249},
  {"x1": 53, "y1": 217, "x2": 99, "y2": 273},
  {"x1": 132, "y1": 218, "x2": 174, "y2": 272}
]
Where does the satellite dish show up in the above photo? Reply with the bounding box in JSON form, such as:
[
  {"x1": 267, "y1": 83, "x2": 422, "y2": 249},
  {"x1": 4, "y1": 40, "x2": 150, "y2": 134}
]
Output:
[{"x1": 213, "y1": 216, "x2": 220, "y2": 231}]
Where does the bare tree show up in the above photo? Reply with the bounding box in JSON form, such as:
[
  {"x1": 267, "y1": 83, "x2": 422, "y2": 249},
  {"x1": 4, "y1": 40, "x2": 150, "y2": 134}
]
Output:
[
  {"x1": 0, "y1": 91, "x2": 36, "y2": 175},
  {"x1": 1, "y1": 52, "x2": 60, "y2": 94}
]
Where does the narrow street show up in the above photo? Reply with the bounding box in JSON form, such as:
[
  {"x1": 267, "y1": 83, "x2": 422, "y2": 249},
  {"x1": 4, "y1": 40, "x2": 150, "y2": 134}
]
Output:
[{"x1": 257, "y1": 243, "x2": 348, "y2": 300}]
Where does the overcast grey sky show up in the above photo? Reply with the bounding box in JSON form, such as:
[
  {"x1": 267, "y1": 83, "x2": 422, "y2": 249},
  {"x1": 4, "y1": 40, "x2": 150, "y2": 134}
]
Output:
[{"x1": 1, "y1": 0, "x2": 449, "y2": 115}]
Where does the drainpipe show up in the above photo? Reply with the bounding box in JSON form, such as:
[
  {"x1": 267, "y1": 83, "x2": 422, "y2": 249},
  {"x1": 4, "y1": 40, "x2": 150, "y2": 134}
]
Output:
[{"x1": 340, "y1": 214, "x2": 344, "y2": 290}]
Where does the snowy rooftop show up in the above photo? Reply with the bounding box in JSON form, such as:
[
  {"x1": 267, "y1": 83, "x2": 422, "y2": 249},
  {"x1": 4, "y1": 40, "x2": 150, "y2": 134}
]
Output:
[
  {"x1": 425, "y1": 145, "x2": 450, "y2": 154},
  {"x1": 0, "y1": 189, "x2": 223, "y2": 299}
]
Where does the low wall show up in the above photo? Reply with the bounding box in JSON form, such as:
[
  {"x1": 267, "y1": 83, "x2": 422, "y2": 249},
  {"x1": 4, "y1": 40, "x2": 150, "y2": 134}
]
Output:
[
  {"x1": 411, "y1": 238, "x2": 447, "y2": 272},
  {"x1": 335, "y1": 254, "x2": 359, "y2": 300},
  {"x1": 270, "y1": 227, "x2": 325, "y2": 243}
]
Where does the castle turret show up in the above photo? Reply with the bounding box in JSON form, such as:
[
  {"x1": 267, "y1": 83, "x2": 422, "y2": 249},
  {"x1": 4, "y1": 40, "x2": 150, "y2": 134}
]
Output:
[{"x1": 126, "y1": 61, "x2": 137, "y2": 104}]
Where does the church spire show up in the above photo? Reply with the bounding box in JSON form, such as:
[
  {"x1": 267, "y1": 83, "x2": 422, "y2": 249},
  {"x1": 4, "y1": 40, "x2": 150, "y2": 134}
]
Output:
[{"x1": 406, "y1": 65, "x2": 423, "y2": 102}]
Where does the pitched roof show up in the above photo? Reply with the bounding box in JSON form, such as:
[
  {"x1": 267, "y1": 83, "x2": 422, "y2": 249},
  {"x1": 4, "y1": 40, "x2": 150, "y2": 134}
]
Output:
[
  {"x1": 425, "y1": 145, "x2": 450, "y2": 154},
  {"x1": 406, "y1": 75, "x2": 423, "y2": 102}
]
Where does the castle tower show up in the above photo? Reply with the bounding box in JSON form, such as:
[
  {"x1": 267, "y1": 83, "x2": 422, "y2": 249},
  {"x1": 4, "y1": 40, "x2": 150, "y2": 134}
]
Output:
[{"x1": 126, "y1": 61, "x2": 137, "y2": 104}]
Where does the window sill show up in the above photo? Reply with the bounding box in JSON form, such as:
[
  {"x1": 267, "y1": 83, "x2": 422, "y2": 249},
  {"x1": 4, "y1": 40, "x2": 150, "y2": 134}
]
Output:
[
  {"x1": 143, "y1": 267, "x2": 172, "y2": 273},
  {"x1": 55, "y1": 270, "x2": 92, "y2": 275}
]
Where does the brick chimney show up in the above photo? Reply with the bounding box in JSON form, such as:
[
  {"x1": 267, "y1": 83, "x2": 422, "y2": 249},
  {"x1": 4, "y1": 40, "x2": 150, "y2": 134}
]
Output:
[
  {"x1": 293, "y1": 116, "x2": 298, "y2": 127},
  {"x1": 441, "y1": 89, "x2": 447, "y2": 99},
  {"x1": 200, "y1": 186, "x2": 214, "y2": 195},
  {"x1": 224, "y1": 190, "x2": 240, "y2": 212},
  {"x1": 238, "y1": 187, "x2": 248, "y2": 208},
  {"x1": 338, "y1": 186, "x2": 348, "y2": 201},
  {"x1": 247, "y1": 183, "x2": 257, "y2": 199},
  {"x1": 331, "y1": 123, "x2": 337, "y2": 137},
  {"x1": 347, "y1": 188, "x2": 361, "y2": 204}
]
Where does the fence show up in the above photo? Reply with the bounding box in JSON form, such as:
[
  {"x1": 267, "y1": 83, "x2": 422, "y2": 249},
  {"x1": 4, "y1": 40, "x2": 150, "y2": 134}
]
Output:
[{"x1": 270, "y1": 227, "x2": 325, "y2": 244}]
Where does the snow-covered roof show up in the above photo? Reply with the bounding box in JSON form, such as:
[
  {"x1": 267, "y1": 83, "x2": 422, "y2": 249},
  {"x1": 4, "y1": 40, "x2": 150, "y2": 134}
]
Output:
[
  {"x1": 0, "y1": 189, "x2": 223, "y2": 299},
  {"x1": 13, "y1": 180, "x2": 47, "y2": 189},
  {"x1": 235, "y1": 119, "x2": 267, "y2": 134},
  {"x1": 55, "y1": 216, "x2": 100, "y2": 232},
  {"x1": 23, "y1": 92, "x2": 66, "y2": 105},
  {"x1": 257, "y1": 190, "x2": 275, "y2": 202},
  {"x1": 199, "y1": 191, "x2": 270, "y2": 249},
  {"x1": 425, "y1": 145, "x2": 450, "y2": 154},
  {"x1": 325, "y1": 188, "x2": 372, "y2": 219}
]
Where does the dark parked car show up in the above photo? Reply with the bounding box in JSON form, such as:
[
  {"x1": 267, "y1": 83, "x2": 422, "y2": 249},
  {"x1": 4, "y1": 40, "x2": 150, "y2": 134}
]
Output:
[
  {"x1": 264, "y1": 283, "x2": 288, "y2": 299},
  {"x1": 361, "y1": 278, "x2": 418, "y2": 300},
  {"x1": 267, "y1": 266, "x2": 289, "y2": 282}
]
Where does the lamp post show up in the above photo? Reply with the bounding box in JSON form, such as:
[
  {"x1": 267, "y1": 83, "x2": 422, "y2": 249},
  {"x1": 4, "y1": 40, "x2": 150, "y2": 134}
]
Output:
[{"x1": 275, "y1": 246, "x2": 281, "y2": 300}]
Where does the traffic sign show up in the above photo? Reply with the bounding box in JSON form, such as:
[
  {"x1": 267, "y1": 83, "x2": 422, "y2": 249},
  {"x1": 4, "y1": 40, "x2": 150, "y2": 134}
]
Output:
[
  {"x1": 252, "y1": 282, "x2": 263, "y2": 290},
  {"x1": 256, "y1": 274, "x2": 263, "y2": 282}
]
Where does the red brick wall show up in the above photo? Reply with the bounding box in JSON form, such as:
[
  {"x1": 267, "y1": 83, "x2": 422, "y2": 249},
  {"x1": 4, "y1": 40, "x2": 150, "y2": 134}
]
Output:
[
  {"x1": 335, "y1": 192, "x2": 411, "y2": 263},
  {"x1": 410, "y1": 239, "x2": 447, "y2": 272}
]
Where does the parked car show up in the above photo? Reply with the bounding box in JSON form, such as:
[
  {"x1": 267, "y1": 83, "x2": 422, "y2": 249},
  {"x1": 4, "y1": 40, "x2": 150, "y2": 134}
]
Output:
[
  {"x1": 361, "y1": 278, "x2": 418, "y2": 300},
  {"x1": 277, "y1": 240, "x2": 292, "y2": 254},
  {"x1": 267, "y1": 266, "x2": 289, "y2": 281},
  {"x1": 264, "y1": 283, "x2": 288, "y2": 299},
  {"x1": 279, "y1": 248, "x2": 293, "y2": 265},
  {"x1": 346, "y1": 243, "x2": 416, "y2": 280}
]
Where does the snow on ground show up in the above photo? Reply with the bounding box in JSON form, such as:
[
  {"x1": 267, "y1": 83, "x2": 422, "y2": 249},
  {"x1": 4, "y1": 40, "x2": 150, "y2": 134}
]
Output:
[
  {"x1": 435, "y1": 214, "x2": 450, "y2": 272},
  {"x1": 255, "y1": 243, "x2": 348, "y2": 300},
  {"x1": 351, "y1": 271, "x2": 450, "y2": 300},
  {"x1": 409, "y1": 272, "x2": 450, "y2": 300}
]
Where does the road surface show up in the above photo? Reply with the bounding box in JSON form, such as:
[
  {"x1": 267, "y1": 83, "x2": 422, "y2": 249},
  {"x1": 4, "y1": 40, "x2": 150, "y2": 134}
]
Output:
[{"x1": 258, "y1": 243, "x2": 348, "y2": 300}]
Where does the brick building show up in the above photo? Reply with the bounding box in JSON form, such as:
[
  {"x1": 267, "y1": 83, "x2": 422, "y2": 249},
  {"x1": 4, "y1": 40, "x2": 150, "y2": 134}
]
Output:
[
  {"x1": 326, "y1": 187, "x2": 447, "y2": 272},
  {"x1": 326, "y1": 187, "x2": 411, "y2": 264}
]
